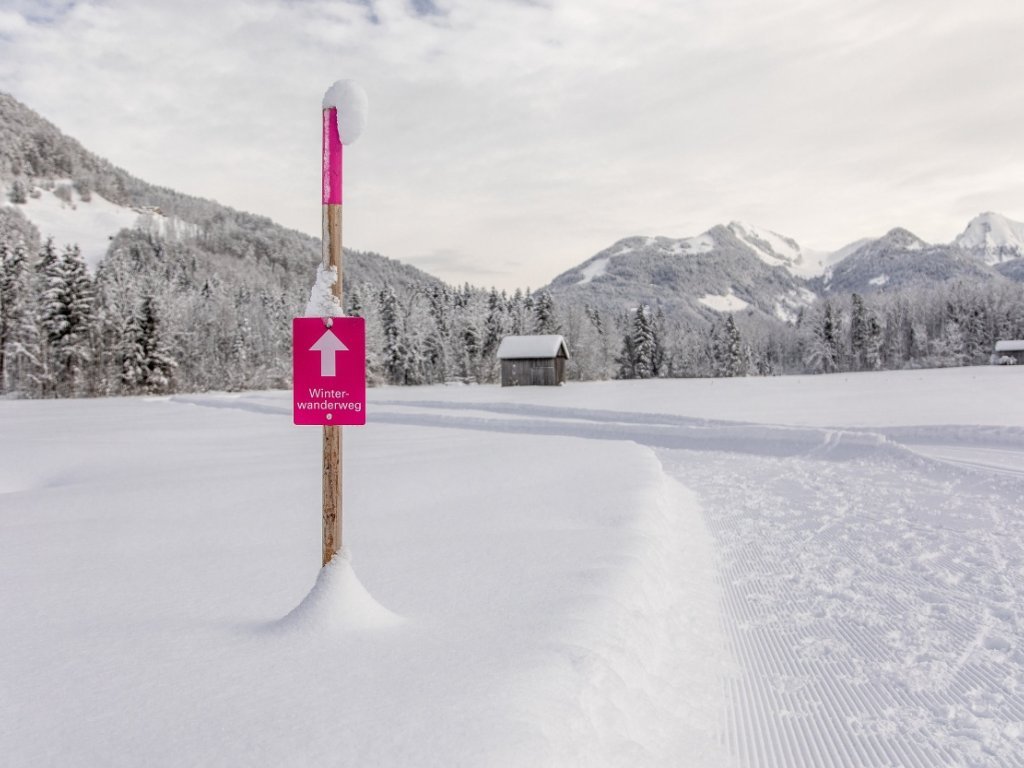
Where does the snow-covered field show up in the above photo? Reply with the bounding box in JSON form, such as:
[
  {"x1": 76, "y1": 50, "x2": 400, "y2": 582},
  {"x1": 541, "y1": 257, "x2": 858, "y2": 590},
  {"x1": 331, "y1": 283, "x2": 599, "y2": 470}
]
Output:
[{"x1": 2, "y1": 367, "x2": 1024, "y2": 766}]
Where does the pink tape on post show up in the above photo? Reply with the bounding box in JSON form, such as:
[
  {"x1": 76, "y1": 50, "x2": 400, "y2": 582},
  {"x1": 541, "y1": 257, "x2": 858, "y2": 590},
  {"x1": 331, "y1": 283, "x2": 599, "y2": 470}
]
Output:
[{"x1": 322, "y1": 108, "x2": 343, "y2": 205}]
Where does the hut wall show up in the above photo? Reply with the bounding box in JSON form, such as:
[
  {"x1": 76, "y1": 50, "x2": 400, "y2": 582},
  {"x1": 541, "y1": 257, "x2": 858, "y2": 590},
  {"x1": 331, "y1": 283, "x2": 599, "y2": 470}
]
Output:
[
  {"x1": 554, "y1": 357, "x2": 566, "y2": 384},
  {"x1": 501, "y1": 358, "x2": 561, "y2": 386}
]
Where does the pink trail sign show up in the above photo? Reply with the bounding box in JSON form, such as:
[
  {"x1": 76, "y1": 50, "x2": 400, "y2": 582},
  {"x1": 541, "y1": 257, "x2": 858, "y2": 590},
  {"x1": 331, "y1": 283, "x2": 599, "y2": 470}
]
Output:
[{"x1": 293, "y1": 317, "x2": 366, "y2": 426}]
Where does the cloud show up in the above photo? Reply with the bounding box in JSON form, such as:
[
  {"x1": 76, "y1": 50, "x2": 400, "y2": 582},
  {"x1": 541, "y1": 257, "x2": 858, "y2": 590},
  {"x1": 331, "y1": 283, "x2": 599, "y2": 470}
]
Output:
[
  {"x1": 2, "y1": 0, "x2": 1024, "y2": 288},
  {"x1": 411, "y1": 248, "x2": 519, "y2": 284}
]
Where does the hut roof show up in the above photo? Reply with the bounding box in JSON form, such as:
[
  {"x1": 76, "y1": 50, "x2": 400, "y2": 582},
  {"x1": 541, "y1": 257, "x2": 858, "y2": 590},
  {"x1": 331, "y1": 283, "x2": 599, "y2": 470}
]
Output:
[
  {"x1": 496, "y1": 335, "x2": 569, "y2": 360},
  {"x1": 995, "y1": 340, "x2": 1024, "y2": 352}
]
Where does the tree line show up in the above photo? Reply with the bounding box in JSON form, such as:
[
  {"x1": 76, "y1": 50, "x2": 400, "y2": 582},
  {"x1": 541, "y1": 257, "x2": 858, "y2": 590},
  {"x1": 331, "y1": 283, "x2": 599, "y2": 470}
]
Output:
[
  {"x1": 610, "y1": 281, "x2": 1024, "y2": 380},
  {"x1": 3, "y1": 220, "x2": 1024, "y2": 399},
  {"x1": 0, "y1": 227, "x2": 295, "y2": 397}
]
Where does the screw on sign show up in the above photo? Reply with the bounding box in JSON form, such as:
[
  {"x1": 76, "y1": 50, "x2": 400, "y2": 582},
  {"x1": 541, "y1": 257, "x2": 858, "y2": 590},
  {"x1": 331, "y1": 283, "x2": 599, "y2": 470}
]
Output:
[{"x1": 292, "y1": 317, "x2": 366, "y2": 426}]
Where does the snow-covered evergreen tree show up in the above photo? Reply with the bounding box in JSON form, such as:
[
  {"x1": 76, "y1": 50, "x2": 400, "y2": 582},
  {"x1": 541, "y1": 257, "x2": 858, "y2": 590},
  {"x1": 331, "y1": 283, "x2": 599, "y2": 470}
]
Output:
[
  {"x1": 137, "y1": 295, "x2": 177, "y2": 393},
  {"x1": 379, "y1": 283, "x2": 418, "y2": 385},
  {"x1": 615, "y1": 305, "x2": 662, "y2": 379},
  {"x1": 532, "y1": 290, "x2": 559, "y2": 335},
  {"x1": 615, "y1": 323, "x2": 639, "y2": 379},
  {"x1": 584, "y1": 304, "x2": 615, "y2": 379},
  {"x1": 934, "y1": 319, "x2": 967, "y2": 366},
  {"x1": 37, "y1": 244, "x2": 95, "y2": 396},
  {"x1": 849, "y1": 293, "x2": 868, "y2": 371},
  {"x1": 803, "y1": 302, "x2": 840, "y2": 374},
  {"x1": 119, "y1": 310, "x2": 146, "y2": 392},
  {"x1": 0, "y1": 239, "x2": 38, "y2": 392},
  {"x1": 0, "y1": 240, "x2": 16, "y2": 388},
  {"x1": 479, "y1": 288, "x2": 505, "y2": 383},
  {"x1": 459, "y1": 318, "x2": 480, "y2": 383},
  {"x1": 347, "y1": 285, "x2": 365, "y2": 317},
  {"x1": 708, "y1": 315, "x2": 747, "y2": 377},
  {"x1": 421, "y1": 325, "x2": 447, "y2": 383},
  {"x1": 119, "y1": 295, "x2": 176, "y2": 394},
  {"x1": 8, "y1": 179, "x2": 27, "y2": 204},
  {"x1": 7, "y1": 302, "x2": 46, "y2": 397},
  {"x1": 632, "y1": 305, "x2": 656, "y2": 379},
  {"x1": 507, "y1": 288, "x2": 527, "y2": 334}
]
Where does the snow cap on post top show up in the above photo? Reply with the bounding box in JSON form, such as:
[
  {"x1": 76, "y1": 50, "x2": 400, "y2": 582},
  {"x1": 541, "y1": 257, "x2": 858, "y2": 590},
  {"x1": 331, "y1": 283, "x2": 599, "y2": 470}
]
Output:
[{"x1": 322, "y1": 79, "x2": 368, "y2": 145}]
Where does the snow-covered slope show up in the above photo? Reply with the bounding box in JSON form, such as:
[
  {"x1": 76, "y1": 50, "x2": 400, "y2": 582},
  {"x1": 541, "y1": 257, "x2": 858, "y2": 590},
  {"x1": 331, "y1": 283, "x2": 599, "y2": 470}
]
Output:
[
  {"x1": 0, "y1": 90, "x2": 443, "y2": 298},
  {"x1": 3, "y1": 181, "x2": 197, "y2": 269},
  {"x1": 954, "y1": 211, "x2": 1024, "y2": 263},
  {"x1": 725, "y1": 221, "x2": 824, "y2": 279}
]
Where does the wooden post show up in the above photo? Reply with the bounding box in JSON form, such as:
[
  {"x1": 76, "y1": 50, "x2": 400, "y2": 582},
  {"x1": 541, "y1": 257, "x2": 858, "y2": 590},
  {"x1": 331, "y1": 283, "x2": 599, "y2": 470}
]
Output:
[{"x1": 322, "y1": 108, "x2": 343, "y2": 566}]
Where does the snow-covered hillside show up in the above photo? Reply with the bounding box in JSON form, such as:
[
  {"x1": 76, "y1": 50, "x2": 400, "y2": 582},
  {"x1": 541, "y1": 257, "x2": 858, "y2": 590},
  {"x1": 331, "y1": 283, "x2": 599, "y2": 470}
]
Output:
[
  {"x1": 3, "y1": 367, "x2": 1024, "y2": 767},
  {"x1": 545, "y1": 225, "x2": 817, "y2": 324},
  {"x1": 725, "y1": 221, "x2": 824, "y2": 279},
  {"x1": 3, "y1": 181, "x2": 197, "y2": 268}
]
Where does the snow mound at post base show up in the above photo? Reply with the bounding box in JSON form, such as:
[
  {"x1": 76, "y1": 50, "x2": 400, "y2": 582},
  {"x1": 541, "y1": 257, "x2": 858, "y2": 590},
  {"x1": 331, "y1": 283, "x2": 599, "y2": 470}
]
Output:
[{"x1": 276, "y1": 549, "x2": 401, "y2": 634}]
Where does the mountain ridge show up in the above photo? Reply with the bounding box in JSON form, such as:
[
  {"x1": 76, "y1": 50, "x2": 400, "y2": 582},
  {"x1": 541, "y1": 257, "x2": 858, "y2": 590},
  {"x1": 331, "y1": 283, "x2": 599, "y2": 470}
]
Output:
[
  {"x1": 544, "y1": 213, "x2": 1024, "y2": 321},
  {"x1": 0, "y1": 90, "x2": 442, "y2": 299}
]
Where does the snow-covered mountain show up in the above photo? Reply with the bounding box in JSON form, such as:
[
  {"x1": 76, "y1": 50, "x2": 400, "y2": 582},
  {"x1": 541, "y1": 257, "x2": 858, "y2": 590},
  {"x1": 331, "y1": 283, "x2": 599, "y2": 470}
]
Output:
[
  {"x1": 954, "y1": 211, "x2": 1024, "y2": 263},
  {"x1": 819, "y1": 227, "x2": 1006, "y2": 295},
  {"x1": 547, "y1": 212, "x2": 1024, "y2": 326},
  {"x1": 545, "y1": 224, "x2": 817, "y2": 324}
]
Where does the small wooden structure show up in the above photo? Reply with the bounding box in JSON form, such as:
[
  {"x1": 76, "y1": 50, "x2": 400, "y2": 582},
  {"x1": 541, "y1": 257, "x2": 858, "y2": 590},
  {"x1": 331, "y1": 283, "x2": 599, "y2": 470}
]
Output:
[
  {"x1": 992, "y1": 339, "x2": 1024, "y2": 365},
  {"x1": 496, "y1": 335, "x2": 569, "y2": 386}
]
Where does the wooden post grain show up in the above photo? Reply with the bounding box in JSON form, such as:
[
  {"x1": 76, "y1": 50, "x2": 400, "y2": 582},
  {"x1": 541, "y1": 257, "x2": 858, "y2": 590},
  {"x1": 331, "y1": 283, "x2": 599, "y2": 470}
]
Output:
[
  {"x1": 322, "y1": 418, "x2": 341, "y2": 565},
  {"x1": 322, "y1": 134, "x2": 344, "y2": 567}
]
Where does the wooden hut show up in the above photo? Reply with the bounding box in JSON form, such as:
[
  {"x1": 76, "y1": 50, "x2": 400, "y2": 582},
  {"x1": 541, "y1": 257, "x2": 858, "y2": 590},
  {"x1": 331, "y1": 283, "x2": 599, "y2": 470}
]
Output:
[
  {"x1": 992, "y1": 340, "x2": 1024, "y2": 365},
  {"x1": 496, "y1": 335, "x2": 569, "y2": 386}
]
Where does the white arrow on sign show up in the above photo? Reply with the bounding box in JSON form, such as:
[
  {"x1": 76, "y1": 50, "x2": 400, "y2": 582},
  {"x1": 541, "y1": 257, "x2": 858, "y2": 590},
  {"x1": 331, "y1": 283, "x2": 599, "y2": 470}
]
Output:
[{"x1": 310, "y1": 329, "x2": 349, "y2": 376}]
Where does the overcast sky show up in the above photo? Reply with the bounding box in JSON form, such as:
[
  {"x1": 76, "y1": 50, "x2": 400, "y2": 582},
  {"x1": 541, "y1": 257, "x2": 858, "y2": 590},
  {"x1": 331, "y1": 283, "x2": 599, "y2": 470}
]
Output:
[{"x1": 2, "y1": 0, "x2": 1023, "y2": 289}]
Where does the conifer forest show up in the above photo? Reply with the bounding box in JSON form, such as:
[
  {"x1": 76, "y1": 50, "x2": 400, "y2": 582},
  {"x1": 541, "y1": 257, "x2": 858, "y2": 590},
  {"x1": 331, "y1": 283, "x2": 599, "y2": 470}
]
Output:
[{"x1": 3, "y1": 205, "x2": 1023, "y2": 400}]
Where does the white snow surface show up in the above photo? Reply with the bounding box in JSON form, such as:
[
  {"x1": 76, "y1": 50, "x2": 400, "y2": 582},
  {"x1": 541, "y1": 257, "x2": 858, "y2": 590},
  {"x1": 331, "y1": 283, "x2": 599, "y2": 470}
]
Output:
[
  {"x1": 322, "y1": 79, "x2": 368, "y2": 145},
  {"x1": 868, "y1": 273, "x2": 889, "y2": 286},
  {"x1": 0, "y1": 388, "x2": 726, "y2": 767},
  {"x1": 699, "y1": 291, "x2": 749, "y2": 313},
  {"x1": 4, "y1": 365, "x2": 1024, "y2": 767},
  {"x1": 577, "y1": 255, "x2": 609, "y2": 283},
  {"x1": 3, "y1": 183, "x2": 195, "y2": 269}
]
